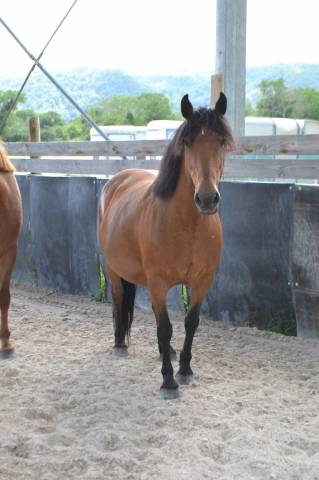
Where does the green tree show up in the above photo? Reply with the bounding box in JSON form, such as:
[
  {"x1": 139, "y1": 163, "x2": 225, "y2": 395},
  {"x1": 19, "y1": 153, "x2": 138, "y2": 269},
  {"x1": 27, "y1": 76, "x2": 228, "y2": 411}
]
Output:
[
  {"x1": 1, "y1": 115, "x2": 28, "y2": 141},
  {"x1": 0, "y1": 90, "x2": 26, "y2": 123},
  {"x1": 89, "y1": 95, "x2": 136, "y2": 125},
  {"x1": 0, "y1": 89, "x2": 196, "y2": 141},
  {"x1": 0, "y1": 90, "x2": 28, "y2": 140},
  {"x1": 289, "y1": 88, "x2": 319, "y2": 120},
  {"x1": 37, "y1": 111, "x2": 66, "y2": 141},
  {"x1": 39, "y1": 111, "x2": 64, "y2": 128},
  {"x1": 16, "y1": 109, "x2": 37, "y2": 121},
  {"x1": 64, "y1": 116, "x2": 90, "y2": 140},
  {"x1": 256, "y1": 79, "x2": 319, "y2": 120},
  {"x1": 134, "y1": 93, "x2": 176, "y2": 124},
  {"x1": 256, "y1": 78, "x2": 294, "y2": 117},
  {"x1": 89, "y1": 92, "x2": 177, "y2": 126},
  {"x1": 245, "y1": 99, "x2": 255, "y2": 116}
]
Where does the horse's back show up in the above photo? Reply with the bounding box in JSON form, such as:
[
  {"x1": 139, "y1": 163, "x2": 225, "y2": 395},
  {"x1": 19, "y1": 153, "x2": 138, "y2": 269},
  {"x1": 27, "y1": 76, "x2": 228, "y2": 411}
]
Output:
[
  {"x1": 0, "y1": 146, "x2": 22, "y2": 258},
  {"x1": 0, "y1": 144, "x2": 15, "y2": 173},
  {"x1": 100, "y1": 168, "x2": 156, "y2": 227},
  {"x1": 100, "y1": 169, "x2": 155, "y2": 211}
]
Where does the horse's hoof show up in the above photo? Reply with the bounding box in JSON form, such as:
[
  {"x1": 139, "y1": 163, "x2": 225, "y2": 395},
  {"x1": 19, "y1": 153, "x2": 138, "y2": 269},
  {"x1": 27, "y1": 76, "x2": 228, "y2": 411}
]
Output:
[
  {"x1": 175, "y1": 373, "x2": 194, "y2": 385},
  {"x1": 159, "y1": 372, "x2": 179, "y2": 400},
  {"x1": 112, "y1": 347, "x2": 128, "y2": 357},
  {"x1": 160, "y1": 387, "x2": 179, "y2": 400}
]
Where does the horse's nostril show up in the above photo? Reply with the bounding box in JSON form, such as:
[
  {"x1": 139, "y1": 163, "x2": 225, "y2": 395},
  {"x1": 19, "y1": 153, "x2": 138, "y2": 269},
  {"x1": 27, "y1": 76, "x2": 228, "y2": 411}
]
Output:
[
  {"x1": 195, "y1": 190, "x2": 220, "y2": 212},
  {"x1": 194, "y1": 192, "x2": 202, "y2": 206},
  {"x1": 213, "y1": 191, "x2": 220, "y2": 205}
]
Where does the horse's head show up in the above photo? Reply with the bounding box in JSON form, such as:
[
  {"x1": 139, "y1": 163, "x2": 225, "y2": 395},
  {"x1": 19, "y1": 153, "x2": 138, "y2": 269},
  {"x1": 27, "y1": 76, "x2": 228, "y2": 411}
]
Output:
[{"x1": 181, "y1": 93, "x2": 234, "y2": 215}]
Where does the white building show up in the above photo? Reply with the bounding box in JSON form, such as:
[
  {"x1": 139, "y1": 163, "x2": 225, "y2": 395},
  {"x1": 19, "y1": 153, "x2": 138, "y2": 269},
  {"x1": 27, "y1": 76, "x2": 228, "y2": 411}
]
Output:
[{"x1": 91, "y1": 117, "x2": 319, "y2": 143}]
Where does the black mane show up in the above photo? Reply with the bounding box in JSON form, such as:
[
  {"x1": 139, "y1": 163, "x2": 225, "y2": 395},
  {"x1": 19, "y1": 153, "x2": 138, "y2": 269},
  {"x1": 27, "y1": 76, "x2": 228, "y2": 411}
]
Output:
[{"x1": 152, "y1": 107, "x2": 234, "y2": 198}]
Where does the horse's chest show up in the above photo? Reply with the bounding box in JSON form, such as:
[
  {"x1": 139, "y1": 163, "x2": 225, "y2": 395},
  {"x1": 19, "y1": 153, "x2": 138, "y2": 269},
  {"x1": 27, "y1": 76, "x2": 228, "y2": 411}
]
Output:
[{"x1": 160, "y1": 224, "x2": 221, "y2": 283}]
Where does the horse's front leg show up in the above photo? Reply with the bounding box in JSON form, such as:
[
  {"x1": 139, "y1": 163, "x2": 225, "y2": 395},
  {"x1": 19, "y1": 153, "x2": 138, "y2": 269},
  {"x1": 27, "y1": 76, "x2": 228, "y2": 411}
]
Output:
[
  {"x1": 152, "y1": 305, "x2": 177, "y2": 360},
  {"x1": 176, "y1": 285, "x2": 208, "y2": 385},
  {"x1": 149, "y1": 281, "x2": 178, "y2": 398}
]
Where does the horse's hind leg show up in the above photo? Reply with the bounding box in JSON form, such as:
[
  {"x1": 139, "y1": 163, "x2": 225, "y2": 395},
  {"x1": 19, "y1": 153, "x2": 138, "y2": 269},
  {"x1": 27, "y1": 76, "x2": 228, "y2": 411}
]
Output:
[
  {"x1": 0, "y1": 249, "x2": 17, "y2": 353},
  {"x1": 0, "y1": 276, "x2": 13, "y2": 352},
  {"x1": 108, "y1": 268, "x2": 136, "y2": 356}
]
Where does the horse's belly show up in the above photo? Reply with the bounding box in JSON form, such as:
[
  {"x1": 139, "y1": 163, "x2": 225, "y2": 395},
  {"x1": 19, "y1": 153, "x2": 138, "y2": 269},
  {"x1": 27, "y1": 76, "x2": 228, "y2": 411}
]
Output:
[
  {"x1": 164, "y1": 254, "x2": 219, "y2": 287},
  {"x1": 106, "y1": 252, "x2": 147, "y2": 285},
  {"x1": 186, "y1": 257, "x2": 218, "y2": 287},
  {"x1": 101, "y1": 221, "x2": 147, "y2": 285}
]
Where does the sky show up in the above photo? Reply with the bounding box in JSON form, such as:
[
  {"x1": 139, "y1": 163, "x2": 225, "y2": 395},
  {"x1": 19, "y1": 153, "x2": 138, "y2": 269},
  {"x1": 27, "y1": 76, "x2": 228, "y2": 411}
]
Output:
[{"x1": 0, "y1": 0, "x2": 318, "y2": 76}]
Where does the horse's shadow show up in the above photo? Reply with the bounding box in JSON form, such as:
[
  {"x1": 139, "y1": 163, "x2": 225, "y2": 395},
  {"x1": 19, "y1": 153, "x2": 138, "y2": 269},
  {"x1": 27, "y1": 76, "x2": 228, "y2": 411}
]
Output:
[{"x1": 0, "y1": 349, "x2": 16, "y2": 360}]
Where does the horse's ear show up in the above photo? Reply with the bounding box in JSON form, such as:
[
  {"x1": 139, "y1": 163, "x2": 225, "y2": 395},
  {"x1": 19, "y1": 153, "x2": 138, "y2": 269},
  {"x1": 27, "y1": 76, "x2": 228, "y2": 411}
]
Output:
[
  {"x1": 181, "y1": 94, "x2": 194, "y2": 119},
  {"x1": 215, "y1": 92, "x2": 227, "y2": 115}
]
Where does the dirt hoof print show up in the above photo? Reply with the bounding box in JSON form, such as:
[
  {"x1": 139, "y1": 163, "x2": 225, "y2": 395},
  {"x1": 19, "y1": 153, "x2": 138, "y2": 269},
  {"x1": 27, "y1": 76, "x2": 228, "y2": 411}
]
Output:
[
  {"x1": 160, "y1": 387, "x2": 179, "y2": 400},
  {"x1": 175, "y1": 373, "x2": 194, "y2": 386},
  {"x1": 0, "y1": 347, "x2": 15, "y2": 359},
  {"x1": 112, "y1": 347, "x2": 128, "y2": 358}
]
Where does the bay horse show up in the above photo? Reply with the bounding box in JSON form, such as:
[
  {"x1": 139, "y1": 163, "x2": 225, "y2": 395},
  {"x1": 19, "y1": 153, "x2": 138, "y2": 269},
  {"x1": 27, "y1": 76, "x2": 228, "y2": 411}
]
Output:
[
  {"x1": 0, "y1": 144, "x2": 22, "y2": 353},
  {"x1": 99, "y1": 93, "x2": 234, "y2": 397}
]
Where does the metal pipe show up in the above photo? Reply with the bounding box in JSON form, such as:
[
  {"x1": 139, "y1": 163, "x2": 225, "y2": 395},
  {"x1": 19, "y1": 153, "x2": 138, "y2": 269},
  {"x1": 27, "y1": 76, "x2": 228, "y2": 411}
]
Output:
[
  {"x1": 0, "y1": 16, "x2": 125, "y2": 152},
  {"x1": 0, "y1": 1, "x2": 79, "y2": 135}
]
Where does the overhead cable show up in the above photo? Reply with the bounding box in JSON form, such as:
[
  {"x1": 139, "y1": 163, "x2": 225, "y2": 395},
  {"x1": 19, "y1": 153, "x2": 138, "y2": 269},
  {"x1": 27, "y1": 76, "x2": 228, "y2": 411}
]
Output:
[
  {"x1": 0, "y1": 0, "x2": 79, "y2": 135},
  {"x1": 0, "y1": 13, "x2": 117, "y2": 147}
]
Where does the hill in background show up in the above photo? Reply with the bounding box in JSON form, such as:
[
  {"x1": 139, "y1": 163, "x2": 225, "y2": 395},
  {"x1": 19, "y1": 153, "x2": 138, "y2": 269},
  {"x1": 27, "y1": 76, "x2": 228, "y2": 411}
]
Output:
[{"x1": 0, "y1": 63, "x2": 318, "y2": 120}]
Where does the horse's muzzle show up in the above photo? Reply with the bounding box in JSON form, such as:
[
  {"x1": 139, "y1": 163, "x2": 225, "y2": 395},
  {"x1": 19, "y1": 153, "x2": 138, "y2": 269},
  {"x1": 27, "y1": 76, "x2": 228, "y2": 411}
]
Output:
[{"x1": 194, "y1": 190, "x2": 220, "y2": 215}]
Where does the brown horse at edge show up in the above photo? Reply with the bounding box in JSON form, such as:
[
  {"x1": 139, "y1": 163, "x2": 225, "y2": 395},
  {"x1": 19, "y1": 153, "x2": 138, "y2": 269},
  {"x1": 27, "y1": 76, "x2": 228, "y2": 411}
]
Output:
[
  {"x1": 99, "y1": 93, "x2": 234, "y2": 397},
  {"x1": 0, "y1": 144, "x2": 22, "y2": 353}
]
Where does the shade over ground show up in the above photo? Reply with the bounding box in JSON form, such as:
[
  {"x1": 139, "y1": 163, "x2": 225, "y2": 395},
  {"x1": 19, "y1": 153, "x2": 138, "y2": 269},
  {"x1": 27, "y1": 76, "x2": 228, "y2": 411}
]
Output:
[{"x1": 2, "y1": 285, "x2": 319, "y2": 480}]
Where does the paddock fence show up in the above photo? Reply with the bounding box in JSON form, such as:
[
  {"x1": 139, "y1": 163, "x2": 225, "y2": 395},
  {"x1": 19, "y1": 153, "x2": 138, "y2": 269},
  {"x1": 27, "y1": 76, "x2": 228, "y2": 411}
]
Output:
[
  {"x1": 5, "y1": 135, "x2": 319, "y2": 339},
  {"x1": 5, "y1": 134, "x2": 319, "y2": 180}
]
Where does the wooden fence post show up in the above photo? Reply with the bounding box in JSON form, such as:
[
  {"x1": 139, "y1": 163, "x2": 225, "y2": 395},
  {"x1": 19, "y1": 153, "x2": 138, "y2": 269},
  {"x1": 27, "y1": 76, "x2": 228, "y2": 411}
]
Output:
[
  {"x1": 211, "y1": 74, "x2": 225, "y2": 108},
  {"x1": 27, "y1": 116, "x2": 41, "y2": 159},
  {"x1": 27, "y1": 116, "x2": 41, "y2": 142}
]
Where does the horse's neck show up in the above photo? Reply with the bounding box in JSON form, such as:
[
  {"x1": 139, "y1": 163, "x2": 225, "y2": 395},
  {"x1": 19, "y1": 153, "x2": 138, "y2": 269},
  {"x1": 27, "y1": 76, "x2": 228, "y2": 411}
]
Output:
[{"x1": 169, "y1": 156, "x2": 198, "y2": 222}]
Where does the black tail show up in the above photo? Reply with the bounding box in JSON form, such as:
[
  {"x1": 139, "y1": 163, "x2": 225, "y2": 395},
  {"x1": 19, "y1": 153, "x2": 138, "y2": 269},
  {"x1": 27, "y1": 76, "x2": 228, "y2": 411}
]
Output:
[{"x1": 121, "y1": 279, "x2": 136, "y2": 343}]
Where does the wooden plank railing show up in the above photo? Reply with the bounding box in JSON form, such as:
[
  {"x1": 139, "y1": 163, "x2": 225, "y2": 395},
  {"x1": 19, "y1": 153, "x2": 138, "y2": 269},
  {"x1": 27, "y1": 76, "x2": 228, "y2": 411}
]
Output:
[
  {"x1": 5, "y1": 139, "x2": 168, "y2": 157},
  {"x1": 235, "y1": 134, "x2": 319, "y2": 155},
  {"x1": 11, "y1": 158, "x2": 162, "y2": 176},
  {"x1": 5, "y1": 134, "x2": 319, "y2": 156},
  {"x1": 4, "y1": 134, "x2": 319, "y2": 180}
]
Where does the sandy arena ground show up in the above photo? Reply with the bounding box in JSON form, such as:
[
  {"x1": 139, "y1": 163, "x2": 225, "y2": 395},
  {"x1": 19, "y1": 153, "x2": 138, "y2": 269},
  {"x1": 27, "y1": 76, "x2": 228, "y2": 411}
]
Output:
[{"x1": 1, "y1": 284, "x2": 319, "y2": 480}]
